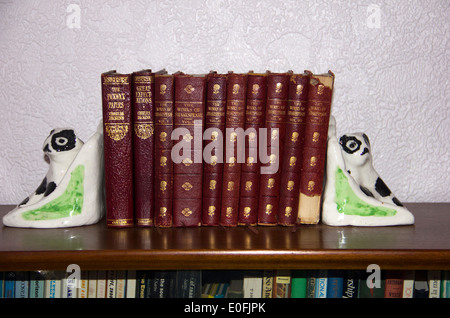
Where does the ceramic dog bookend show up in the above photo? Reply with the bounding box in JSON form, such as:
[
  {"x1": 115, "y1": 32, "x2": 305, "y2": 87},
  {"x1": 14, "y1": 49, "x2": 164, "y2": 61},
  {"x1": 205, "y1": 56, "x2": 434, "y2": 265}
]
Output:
[
  {"x1": 322, "y1": 116, "x2": 414, "y2": 226},
  {"x1": 2, "y1": 122, "x2": 105, "y2": 228}
]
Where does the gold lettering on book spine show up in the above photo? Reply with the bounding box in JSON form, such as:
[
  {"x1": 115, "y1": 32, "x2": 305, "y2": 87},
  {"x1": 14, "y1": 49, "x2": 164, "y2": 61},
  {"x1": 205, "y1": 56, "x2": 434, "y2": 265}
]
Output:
[
  {"x1": 108, "y1": 218, "x2": 133, "y2": 226},
  {"x1": 137, "y1": 218, "x2": 152, "y2": 226},
  {"x1": 105, "y1": 124, "x2": 129, "y2": 141}
]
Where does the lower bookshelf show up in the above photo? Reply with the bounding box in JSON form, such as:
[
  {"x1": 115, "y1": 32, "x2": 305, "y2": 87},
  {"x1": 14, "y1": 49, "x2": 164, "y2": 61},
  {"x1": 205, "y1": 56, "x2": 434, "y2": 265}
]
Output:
[
  {"x1": 0, "y1": 203, "x2": 449, "y2": 271},
  {"x1": 1, "y1": 268, "x2": 449, "y2": 299}
]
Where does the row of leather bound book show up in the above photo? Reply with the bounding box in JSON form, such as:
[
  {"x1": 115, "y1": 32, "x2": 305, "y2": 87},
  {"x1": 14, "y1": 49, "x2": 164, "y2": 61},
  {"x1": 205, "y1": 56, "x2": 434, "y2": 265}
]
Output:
[{"x1": 101, "y1": 69, "x2": 334, "y2": 228}]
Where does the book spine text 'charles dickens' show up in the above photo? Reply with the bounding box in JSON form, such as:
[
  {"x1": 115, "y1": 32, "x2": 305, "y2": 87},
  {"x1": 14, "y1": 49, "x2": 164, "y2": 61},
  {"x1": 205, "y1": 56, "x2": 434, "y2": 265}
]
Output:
[
  {"x1": 297, "y1": 71, "x2": 334, "y2": 225},
  {"x1": 257, "y1": 72, "x2": 291, "y2": 225},
  {"x1": 278, "y1": 71, "x2": 311, "y2": 226},
  {"x1": 101, "y1": 71, "x2": 134, "y2": 228},
  {"x1": 202, "y1": 73, "x2": 227, "y2": 226},
  {"x1": 173, "y1": 74, "x2": 206, "y2": 227},
  {"x1": 220, "y1": 73, "x2": 248, "y2": 227},
  {"x1": 238, "y1": 72, "x2": 267, "y2": 226},
  {"x1": 132, "y1": 70, "x2": 155, "y2": 227},
  {"x1": 154, "y1": 74, "x2": 175, "y2": 227}
]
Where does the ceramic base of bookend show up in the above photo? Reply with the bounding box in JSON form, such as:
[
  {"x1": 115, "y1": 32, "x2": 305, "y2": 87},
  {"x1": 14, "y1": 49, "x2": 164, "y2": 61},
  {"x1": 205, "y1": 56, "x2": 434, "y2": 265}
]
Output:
[
  {"x1": 321, "y1": 116, "x2": 414, "y2": 226},
  {"x1": 2, "y1": 122, "x2": 105, "y2": 228}
]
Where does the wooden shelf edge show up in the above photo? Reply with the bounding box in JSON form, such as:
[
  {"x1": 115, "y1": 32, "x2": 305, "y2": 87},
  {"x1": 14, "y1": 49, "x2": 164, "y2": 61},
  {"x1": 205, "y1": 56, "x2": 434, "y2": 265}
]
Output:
[{"x1": 1, "y1": 249, "x2": 449, "y2": 271}]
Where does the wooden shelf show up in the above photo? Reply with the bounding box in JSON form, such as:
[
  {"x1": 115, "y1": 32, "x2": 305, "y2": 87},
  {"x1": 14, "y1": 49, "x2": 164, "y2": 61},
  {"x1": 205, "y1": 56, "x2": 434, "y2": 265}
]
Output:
[{"x1": 0, "y1": 203, "x2": 449, "y2": 271}]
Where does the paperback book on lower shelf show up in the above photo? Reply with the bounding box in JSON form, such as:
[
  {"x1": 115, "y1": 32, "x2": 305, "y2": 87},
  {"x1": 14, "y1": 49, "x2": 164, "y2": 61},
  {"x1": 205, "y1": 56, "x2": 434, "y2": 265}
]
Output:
[{"x1": 1, "y1": 269, "x2": 448, "y2": 299}]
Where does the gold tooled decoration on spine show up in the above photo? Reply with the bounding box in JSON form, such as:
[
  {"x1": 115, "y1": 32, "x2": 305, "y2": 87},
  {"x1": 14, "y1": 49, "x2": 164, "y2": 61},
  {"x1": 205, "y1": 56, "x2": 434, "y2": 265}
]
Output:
[
  {"x1": 105, "y1": 124, "x2": 129, "y2": 141},
  {"x1": 134, "y1": 123, "x2": 154, "y2": 140}
]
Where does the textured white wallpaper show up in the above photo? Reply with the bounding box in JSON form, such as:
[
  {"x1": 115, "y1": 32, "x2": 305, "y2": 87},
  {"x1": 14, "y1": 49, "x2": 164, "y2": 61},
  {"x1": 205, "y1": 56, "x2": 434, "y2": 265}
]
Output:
[{"x1": 0, "y1": 0, "x2": 448, "y2": 204}]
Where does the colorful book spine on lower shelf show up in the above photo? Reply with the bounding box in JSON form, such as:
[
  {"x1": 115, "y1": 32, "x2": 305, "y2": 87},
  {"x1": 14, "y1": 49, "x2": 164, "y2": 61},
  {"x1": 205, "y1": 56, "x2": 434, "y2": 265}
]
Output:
[{"x1": 1, "y1": 269, "x2": 448, "y2": 299}]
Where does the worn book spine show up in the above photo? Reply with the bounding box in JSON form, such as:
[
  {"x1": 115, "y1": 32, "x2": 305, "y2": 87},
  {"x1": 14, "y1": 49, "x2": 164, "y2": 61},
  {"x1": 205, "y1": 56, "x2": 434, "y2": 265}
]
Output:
[
  {"x1": 220, "y1": 72, "x2": 248, "y2": 227},
  {"x1": 202, "y1": 73, "x2": 227, "y2": 226},
  {"x1": 278, "y1": 71, "x2": 311, "y2": 226},
  {"x1": 132, "y1": 70, "x2": 155, "y2": 227},
  {"x1": 173, "y1": 74, "x2": 206, "y2": 227},
  {"x1": 272, "y1": 270, "x2": 291, "y2": 298},
  {"x1": 101, "y1": 71, "x2": 134, "y2": 228},
  {"x1": 154, "y1": 74, "x2": 175, "y2": 227},
  {"x1": 257, "y1": 72, "x2": 291, "y2": 225},
  {"x1": 297, "y1": 71, "x2": 334, "y2": 224},
  {"x1": 238, "y1": 72, "x2": 267, "y2": 226},
  {"x1": 384, "y1": 270, "x2": 404, "y2": 298}
]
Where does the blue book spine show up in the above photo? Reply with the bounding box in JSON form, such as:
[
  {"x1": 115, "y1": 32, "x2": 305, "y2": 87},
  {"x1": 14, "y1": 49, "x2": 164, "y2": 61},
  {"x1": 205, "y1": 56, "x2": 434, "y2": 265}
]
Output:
[
  {"x1": 15, "y1": 272, "x2": 29, "y2": 298},
  {"x1": 4, "y1": 272, "x2": 16, "y2": 298},
  {"x1": 326, "y1": 270, "x2": 344, "y2": 298},
  {"x1": 30, "y1": 272, "x2": 45, "y2": 298},
  {"x1": 314, "y1": 270, "x2": 328, "y2": 298},
  {"x1": 0, "y1": 272, "x2": 4, "y2": 298}
]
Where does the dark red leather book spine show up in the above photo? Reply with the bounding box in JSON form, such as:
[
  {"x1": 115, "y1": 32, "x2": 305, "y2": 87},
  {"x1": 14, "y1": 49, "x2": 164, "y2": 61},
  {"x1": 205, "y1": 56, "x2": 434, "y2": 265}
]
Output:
[
  {"x1": 202, "y1": 73, "x2": 227, "y2": 226},
  {"x1": 132, "y1": 70, "x2": 155, "y2": 227},
  {"x1": 257, "y1": 72, "x2": 291, "y2": 225},
  {"x1": 220, "y1": 73, "x2": 248, "y2": 227},
  {"x1": 278, "y1": 71, "x2": 311, "y2": 226},
  {"x1": 154, "y1": 74, "x2": 175, "y2": 227},
  {"x1": 238, "y1": 72, "x2": 267, "y2": 226},
  {"x1": 173, "y1": 74, "x2": 206, "y2": 227},
  {"x1": 101, "y1": 71, "x2": 134, "y2": 228},
  {"x1": 297, "y1": 71, "x2": 335, "y2": 224}
]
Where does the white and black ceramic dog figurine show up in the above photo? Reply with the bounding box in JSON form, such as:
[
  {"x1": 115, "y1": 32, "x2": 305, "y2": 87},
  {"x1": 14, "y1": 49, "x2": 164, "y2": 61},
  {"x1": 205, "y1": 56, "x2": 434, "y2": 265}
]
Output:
[
  {"x1": 322, "y1": 116, "x2": 414, "y2": 226},
  {"x1": 3, "y1": 123, "x2": 105, "y2": 228},
  {"x1": 339, "y1": 132, "x2": 403, "y2": 207},
  {"x1": 19, "y1": 128, "x2": 84, "y2": 207}
]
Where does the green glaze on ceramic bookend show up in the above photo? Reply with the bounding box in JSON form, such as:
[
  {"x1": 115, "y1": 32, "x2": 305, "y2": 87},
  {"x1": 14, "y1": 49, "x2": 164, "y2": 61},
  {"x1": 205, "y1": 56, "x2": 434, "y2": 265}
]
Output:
[
  {"x1": 322, "y1": 116, "x2": 414, "y2": 226},
  {"x1": 2, "y1": 123, "x2": 105, "y2": 228},
  {"x1": 22, "y1": 165, "x2": 84, "y2": 221}
]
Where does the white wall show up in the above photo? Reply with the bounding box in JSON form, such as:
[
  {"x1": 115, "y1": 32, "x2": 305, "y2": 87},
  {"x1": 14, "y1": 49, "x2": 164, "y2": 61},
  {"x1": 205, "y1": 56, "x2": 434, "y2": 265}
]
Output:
[{"x1": 0, "y1": 0, "x2": 448, "y2": 204}]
